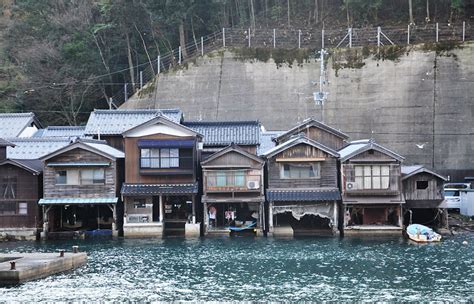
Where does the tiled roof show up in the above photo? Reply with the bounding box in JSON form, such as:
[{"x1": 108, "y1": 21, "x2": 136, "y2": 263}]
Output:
[
  {"x1": 34, "y1": 126, "x2": 85, "y2": 138},
  {"x1": 275, "y1": 118, "x2": 349, "y2": 143},
  {"x1": 0, "y1": 138, "x2": 15, "y2": 147},
  {"x1": 401, "y1": 165, "x2": 447, "y2": 181},
  {"x1": 263, "y1": 134, "x2": 339, "y2": 158},
  {"x1": 0, "y1": 112, "x2": 42, "y2": 137},
  {"x1": 39, "y1": 197, "x2": 118, "y2": 205},
  {"x1": 266, "y1": 188, "x2": 341, "y2": 202},
  {"x1": 338, "y1": 139, "x2": 404, "y2": 162},
  {"x1": 0, "y1": 159, "x2": 43, "y2": 174},
  {"x1": 183, "y1": 121, "x2": 260, "y2": 146},
  {"x1": 82, "y1": 141, "x2": 124, "y2": 158},
  {"x1": 6, "y1": 138, "x2": 72, "y2": 159},
  {"x1": 257, "y1": 131, "x2": 284, "y2": 155},
  {"x1": 84, "y1": 109, "x2": 183, "y2": 135},
  {"x1": 121, "y1": 183, "x2": 198, "y2": 196}
]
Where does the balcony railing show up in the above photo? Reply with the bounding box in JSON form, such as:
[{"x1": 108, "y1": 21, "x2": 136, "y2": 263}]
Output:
[{"x1": 205, "y1": 172, "x2": 262, "y2": 192}]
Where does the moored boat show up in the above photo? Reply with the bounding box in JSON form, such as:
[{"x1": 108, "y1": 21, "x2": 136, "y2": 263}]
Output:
[{"x1": 406, "y1": 224, "x2": 442, "y2": 243}]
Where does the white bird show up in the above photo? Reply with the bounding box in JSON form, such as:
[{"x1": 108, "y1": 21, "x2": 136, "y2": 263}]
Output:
[{"x1": 416, "y1": 143, "x2": 427, "y2": 149}]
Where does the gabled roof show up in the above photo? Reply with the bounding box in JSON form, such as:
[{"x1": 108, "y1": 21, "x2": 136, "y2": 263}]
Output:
[
  {"x1": 401, "y1": 165, "x2": 447, "y2": 181},
  {"x1": 84, "y1": 109, "x2": 183, "y2": 135},
  {"x1": 274, "y1": 118, "x2": 349, "y2": 143},
  {"x1": 201, "y1": 143, "x2": 264, "y2": 167},
  {"x1": 0, "y1": 159, "x2": 43, "y2": 174},
  {"x1": 258, "y1": 130, "x2": 284, "y2": 156},
  {"x1": 263, "y1": 134, "x2": 339, "y2": 158},
  {"x1": 34, "y1": 126, "x2": 86, "y2": 138},
  {"x1": 41, "y1": 139, "x2": 124, "y2": 161},
  {"x1": 6, "y1": 138, "x2": 72, "y2": 159},
  {"x1": 0, "y1": 112, "x2": 43, "y2": 137},
  {"x1": 0, "y1": 138, "x2": 15, "y2": 147},
  {"x1": 338, "y1": 139, "x2": 405, "y2": 162},
  {"x1": 183, "y1": 121, "x2": 260, "y2": 146},
  {"x1": 122, "y1": 115, "x2": 202, "y2": 138}
]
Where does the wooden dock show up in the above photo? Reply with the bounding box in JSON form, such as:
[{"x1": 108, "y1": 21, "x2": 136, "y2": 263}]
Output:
[{"x1": 0, "y1": 250, "x2": 87, "y2": 285}]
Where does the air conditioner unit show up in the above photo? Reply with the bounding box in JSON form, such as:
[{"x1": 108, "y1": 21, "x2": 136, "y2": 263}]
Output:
[
  {"x1": 247, "y1": 180, "x2": 260, "y2": 190},
  {"x1": 346, "y1": 182, "x2": 358, "y2": 191}
]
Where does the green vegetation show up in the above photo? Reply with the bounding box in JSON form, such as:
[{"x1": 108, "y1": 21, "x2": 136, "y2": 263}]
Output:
[{"x1": 0, "y1": 0, "x2": 472, "y2": 125}]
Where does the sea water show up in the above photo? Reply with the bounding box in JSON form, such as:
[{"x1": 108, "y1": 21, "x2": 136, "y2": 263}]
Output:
[{"x1": 0, "y1": 235, "x2": 473, "y2": 302}]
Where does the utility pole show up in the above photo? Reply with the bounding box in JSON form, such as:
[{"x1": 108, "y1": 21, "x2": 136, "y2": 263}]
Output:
[{"x1": 313, "y1": 49, "x2": 328, "y2": 122}]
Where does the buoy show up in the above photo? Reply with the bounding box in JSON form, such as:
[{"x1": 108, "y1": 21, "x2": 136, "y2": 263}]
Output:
[{"x1": 462, "y1": 241, "x2": 468, "y2": 245}]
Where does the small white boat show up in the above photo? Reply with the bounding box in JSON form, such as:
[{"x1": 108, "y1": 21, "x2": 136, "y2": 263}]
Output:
[{"x1": 406, "y1": 224, "x2": 442, "y2": 243}]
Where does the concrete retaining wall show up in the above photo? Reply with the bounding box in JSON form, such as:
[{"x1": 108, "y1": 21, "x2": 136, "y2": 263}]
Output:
[{"x1": 123, "y1": 44, "x2": 474, "y2": 180}]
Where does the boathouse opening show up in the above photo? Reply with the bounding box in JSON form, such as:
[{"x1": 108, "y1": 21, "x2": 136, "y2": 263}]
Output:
[{"x1": 205, "y1": 202, "x2": 260, "y2": 235}]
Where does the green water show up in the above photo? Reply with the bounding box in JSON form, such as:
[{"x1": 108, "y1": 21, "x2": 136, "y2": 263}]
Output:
[{"x1": 0, "y1": 235, "x2": 473, "y2": 302}]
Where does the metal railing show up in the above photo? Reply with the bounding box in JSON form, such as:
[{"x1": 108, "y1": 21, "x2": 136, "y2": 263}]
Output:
[{"x1": 110, "y1": 22, "x2": 473, "y2": 108}]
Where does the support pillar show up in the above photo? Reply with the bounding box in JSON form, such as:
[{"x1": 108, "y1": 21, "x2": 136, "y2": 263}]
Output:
[
  {"x1": 333, "y1": 201, "x2": 338, "y2": 234},
  {"x1": 203, "y1": 202, "x2": 208, "y2": 235},
  {"x1": 159, "y1": 195, "x2": 164, "y2": 223},
  {"x1": 192, "y1": 196, "x2": 196, "y2": 224},
  {"x1": 112, "y1": 204, "x2": 117, "y2": 232},
  {"x1": 268, "y1": 201, "x2": 274, "y2": 233}
]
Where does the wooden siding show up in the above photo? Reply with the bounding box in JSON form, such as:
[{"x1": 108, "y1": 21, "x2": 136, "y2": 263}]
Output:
[
  {"x1": 0, "y1": 164, "x2": 41, "y2": 228},
  {"x1": 348, "y1": 149, "x2": 397, "y2": 162},
  {"x1": 278, "y1": 126, "x2": 345, "y2": 150},
  {"x1": 0, "y1": 147, "x2": 6, "y2": 161},
  {"x1": 43, "y1": 148, "x2": 117, "y2": 198},
  {"x1": 342, "y1": 163, "x2": 401, "y2": 194},
  {"x1": 403, "y1": 172, "x2": 444, "y2": 201},
  {"x1": 268, "y1": 144, "x2": 338, "y2": 188},
  {"x1": 124, "y1": 133, "x2": 197, "y2": 184},
  {"x1": 203, "y1": 151, "x2": 262, "y2": 169}
]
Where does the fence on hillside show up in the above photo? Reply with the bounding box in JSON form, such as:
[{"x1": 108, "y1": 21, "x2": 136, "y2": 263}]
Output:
[{"x1": 109, "y1": 22, "x2": 473, "y2": 107}]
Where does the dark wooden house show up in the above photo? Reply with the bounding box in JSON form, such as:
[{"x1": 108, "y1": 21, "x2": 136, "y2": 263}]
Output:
[
  {"x1": 39, "y1": 139, "x2": 124, "y2": 239},
  {"x1": 84, "y1": 109, "x2": 183, "y2": 151},
  {"x1": 339, "y1": 139, "x2": 405, "y2": 235},
  {"x1": 273, "y1": 118, "x2": 349, "y2": 151},
  {"x1": 201, "y1": 144, "x2": 265, "y2": 236},
  {"x1": 401, "y1": 165, "x2": 448, "y2": 228},
  {"x1": 0, "y1": 139, "x2": 43, "y2": 240},
  {"x1": 120, "y1": 116, "x2": 202, "y2": 238},
  {"x1": 264, "y1": 134, "x2": 341, "y2": 236}
]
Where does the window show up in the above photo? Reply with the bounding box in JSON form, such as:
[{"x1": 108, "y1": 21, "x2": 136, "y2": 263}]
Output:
[
  {"x1": 18, "y1": 202, "x2": 28, "y2": 215},
  {"x1": 281, "y1": 163, "x2": 320, "y2": 179},
  {"x1": 0, "y1": 202, "x2": 16, "y2": 215},
  {"x1": 416, "y1": 180, "x2": 429, "y2": 190},
  {"x1": 55, "y1": 169, "x2": 104, "y2": 185},
  {"x1": 140, "y1": 148, "x2": 179, "y2": 168},
  {"x1": 1, "y1": 177, "x2": 17, "y2": 199},
  {"x1": 80, "y1": 169, "x2": 105, "y2": 185},
  {"x1": 207, "y1": 171, "x2": 248, "y2": 188},
  {"x1": 354, "y1": 165, "x2": 390, "y2": 189}
]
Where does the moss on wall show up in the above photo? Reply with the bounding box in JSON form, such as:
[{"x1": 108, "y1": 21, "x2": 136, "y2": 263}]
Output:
[{"x1": 229, "y1": 47, "x2": 312, "y2": 68}]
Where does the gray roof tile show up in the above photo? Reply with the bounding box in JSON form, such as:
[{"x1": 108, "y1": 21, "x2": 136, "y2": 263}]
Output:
[
  {"x1": 34, "y1": 126, "x2": 86, "y2": 138},
  {"x1": 183, "y1": 121, "x2": 260, "y2": 146},
  {"x1": 84, "y1": 109, "x2": 183, "y2": 135},
  {"x1": 121, "y1": 183, "x2": 198, "y2": 196},
  {"x1": 0, "y1": 112, "x2": 42, "y2": 137},
  {"x1": 266, "y1": 188, "x2": 341, "y2": 202},
  {"x1": 6, "y1": 138, "x2": 72, "y2": 159},
  {"x1": 258, "y1": 131, "x2": 284, "y2": 155}
]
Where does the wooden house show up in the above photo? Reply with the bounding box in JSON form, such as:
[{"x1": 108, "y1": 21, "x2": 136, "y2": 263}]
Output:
[
  {"x1": 264, "y1": 134, "x2": 341, "y2": 236},
  {"x1": 273, "y1": 118, "x2": 349, "y2": 151},
  {"x1": 39, "y1": 139, "x2": 124, "y2": 239},
  {"x1": 183, "y1": 121, "x2": 261, "y2": 159},
  {"x1": 401, "y1": 165, "x2": 448, "y2": 228},
  {"x1": 201, "y1": 144, "x2": 265, "y2": 236},
  {"x1": 0, "y1": 139, "x2": 43, "y2": 240},
  {"x1": 84, "y1": 109, "x2": 183, "y2": 151},
  {"x1": 339, "y1": 139, "x2": 405, "y2": 235},
  {"x1": 120, "y1": 115, "x2": 202, "y2": 238}
]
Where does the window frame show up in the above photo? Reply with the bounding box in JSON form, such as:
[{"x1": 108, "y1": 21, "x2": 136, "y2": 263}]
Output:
[
  {"x1": 280, "y1": 163, "x2": 321, "y2": 179},
  {"x1": 55, "y1": 168, "x2": 106, "y2": 185},
  {"x1": 354, "y1": 165, "x2": 391, "y2": 190},
  {"x1": 140, "y1": 148, "x2": 180, "y2": 169}
]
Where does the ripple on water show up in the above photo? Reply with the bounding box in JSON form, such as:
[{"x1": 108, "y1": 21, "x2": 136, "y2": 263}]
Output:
[{"x1": 0, "y1": 235, "x2": 473, "y2": 301}]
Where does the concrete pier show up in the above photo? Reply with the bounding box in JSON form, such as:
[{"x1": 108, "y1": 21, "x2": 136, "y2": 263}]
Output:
[{"x1": 0, "y1": 251, "x2": 87, "y2": 285}]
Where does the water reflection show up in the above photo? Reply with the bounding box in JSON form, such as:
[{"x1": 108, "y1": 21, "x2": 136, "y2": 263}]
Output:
[{"x1": 0, "y1": 235, "x2": 473, "y2": 301}]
